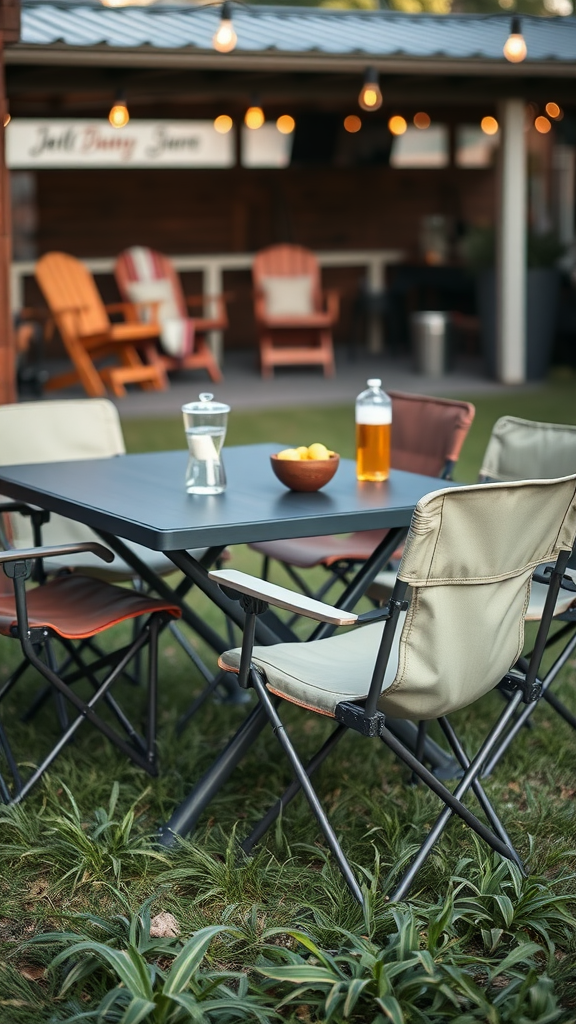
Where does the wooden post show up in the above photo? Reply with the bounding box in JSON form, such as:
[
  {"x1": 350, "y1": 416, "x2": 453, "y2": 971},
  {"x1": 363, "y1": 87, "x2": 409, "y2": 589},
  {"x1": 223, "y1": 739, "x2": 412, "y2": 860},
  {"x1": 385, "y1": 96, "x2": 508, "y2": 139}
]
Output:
[
  {"x1": 0, "y1": 0, "x2": 20, "y2": 405},
  {"x1": 496, "y1": 98, "x2": 527, "y2": 384}
]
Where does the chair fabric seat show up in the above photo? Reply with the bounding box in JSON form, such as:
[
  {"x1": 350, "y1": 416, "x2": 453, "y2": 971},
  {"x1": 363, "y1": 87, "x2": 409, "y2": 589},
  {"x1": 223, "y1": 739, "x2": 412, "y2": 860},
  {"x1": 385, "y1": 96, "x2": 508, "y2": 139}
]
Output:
[
  {"x1": 250, "y1": 530, "x2": 389, "y2": 569},
  {"x1": 220, "y1": 615, "x2": 406, "y2": 717},
  {"x1": 0, "y1": 574, "x2": 181, "y2": 639}
]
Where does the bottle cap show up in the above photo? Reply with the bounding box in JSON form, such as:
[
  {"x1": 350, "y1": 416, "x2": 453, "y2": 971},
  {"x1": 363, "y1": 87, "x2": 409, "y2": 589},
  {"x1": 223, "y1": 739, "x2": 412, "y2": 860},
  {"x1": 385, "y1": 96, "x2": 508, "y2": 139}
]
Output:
[{"x1": 367, "y1": 378, "x2": 382, "y2": 388}]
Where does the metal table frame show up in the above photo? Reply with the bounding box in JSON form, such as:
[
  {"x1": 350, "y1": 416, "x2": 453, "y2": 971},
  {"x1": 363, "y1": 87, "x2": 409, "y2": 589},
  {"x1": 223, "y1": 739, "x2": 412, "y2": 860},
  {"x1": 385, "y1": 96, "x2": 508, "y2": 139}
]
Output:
[{"x1": 0, "y1": 443, "x2": 455, "y2": 836}]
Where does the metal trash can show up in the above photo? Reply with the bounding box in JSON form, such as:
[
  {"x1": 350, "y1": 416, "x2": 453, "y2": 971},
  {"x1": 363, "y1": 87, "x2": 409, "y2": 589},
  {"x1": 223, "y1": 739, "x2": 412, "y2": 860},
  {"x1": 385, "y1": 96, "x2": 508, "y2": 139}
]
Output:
[{"x1": 411, "y1": 311, "x2": 450, "y2": 378}]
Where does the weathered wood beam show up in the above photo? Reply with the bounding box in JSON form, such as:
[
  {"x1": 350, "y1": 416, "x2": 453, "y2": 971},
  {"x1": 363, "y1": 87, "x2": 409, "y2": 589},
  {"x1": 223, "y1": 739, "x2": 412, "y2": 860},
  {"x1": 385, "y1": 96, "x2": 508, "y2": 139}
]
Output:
[{"x1": 0, "y1": 0, "x2": 20, "y2": 404}]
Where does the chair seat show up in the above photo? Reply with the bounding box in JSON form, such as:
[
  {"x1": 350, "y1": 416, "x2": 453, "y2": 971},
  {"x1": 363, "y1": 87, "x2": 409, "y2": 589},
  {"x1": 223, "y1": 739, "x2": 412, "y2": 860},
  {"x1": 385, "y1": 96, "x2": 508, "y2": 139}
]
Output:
[
  {"x1": 250, "y1": 531, "x2": 388, "y2": 569},
  {"x1": 262, "y1": 312, "x2": 334, "y2": 329},
  {"x1": 219, "y1": 616, "x2": 405, "y2": 717},
  {"x1": 0, "y1": 574, "x2": 181, "y2": 639}
]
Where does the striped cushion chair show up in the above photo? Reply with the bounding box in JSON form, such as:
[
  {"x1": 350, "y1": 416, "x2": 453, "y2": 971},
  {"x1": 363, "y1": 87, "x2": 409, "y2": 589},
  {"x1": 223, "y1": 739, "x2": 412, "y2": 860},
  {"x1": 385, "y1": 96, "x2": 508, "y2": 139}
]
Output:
[{"x1": 115, "y1": 247, "x2": 224, "y2": 382}]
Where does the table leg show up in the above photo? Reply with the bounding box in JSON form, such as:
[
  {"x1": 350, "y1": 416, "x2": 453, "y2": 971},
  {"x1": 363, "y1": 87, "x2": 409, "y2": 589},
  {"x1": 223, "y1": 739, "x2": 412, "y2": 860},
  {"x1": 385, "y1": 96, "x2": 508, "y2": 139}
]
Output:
[{"x1": 158, "y1": 702, "x2": 269, "y2": 844}]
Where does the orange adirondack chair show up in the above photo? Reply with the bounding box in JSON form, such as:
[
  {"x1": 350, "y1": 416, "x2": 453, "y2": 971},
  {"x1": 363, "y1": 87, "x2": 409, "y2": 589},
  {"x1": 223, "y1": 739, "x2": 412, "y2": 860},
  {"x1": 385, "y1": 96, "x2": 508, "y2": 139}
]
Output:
[
  {"x1": 252, "y1": 244, "x2": 338, "y2": 378},
  {"x1": 114, "y1": 248, "x2": 224, "y2": 383},
  {"x1": 35, "y1": 252, "x2": 167, "y2": 398}
]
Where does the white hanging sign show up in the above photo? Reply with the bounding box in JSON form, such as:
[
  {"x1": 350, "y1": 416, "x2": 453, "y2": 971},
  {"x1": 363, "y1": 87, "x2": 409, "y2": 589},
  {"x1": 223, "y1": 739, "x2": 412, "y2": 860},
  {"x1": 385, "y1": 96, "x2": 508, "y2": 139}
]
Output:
[{"x1": 6, "y1": 119, "x2": 236, "y2": 169}]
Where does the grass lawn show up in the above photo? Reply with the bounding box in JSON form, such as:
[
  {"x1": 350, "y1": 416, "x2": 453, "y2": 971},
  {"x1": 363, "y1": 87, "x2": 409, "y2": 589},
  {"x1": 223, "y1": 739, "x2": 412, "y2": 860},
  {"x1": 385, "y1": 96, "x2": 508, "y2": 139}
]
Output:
[{"x1": 1, "y1": 380, "x2": 576, "y2": 1022}]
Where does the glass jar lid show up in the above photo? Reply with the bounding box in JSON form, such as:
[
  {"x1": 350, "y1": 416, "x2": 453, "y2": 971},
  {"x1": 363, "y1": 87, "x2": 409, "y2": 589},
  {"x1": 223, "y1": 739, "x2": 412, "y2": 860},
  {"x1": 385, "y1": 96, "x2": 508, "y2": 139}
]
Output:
[{"x1": 182, "y1": 393, "x2": 230, "y2": 414}]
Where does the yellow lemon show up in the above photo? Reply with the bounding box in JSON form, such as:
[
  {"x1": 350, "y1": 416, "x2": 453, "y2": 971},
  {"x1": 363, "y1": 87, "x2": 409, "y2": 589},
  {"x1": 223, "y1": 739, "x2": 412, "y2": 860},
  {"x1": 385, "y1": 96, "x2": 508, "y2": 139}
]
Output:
[
  {"x1": 296, "y1": 446, "x2": 310, "y2": 459},
  {"x1": 307, "y1": 442, "x2": 331, "y2": 461},
  {"x1": 276, "y1": 448, "x2": 300, "y2": 461}
]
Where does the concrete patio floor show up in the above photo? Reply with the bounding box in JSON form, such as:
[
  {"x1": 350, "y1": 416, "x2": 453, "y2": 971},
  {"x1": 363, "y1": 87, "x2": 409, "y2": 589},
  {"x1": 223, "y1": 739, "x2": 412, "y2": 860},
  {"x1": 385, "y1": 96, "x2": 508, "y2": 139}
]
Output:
[{"x1": 31, "y1": 349, "x2": 537, "y2": 419}]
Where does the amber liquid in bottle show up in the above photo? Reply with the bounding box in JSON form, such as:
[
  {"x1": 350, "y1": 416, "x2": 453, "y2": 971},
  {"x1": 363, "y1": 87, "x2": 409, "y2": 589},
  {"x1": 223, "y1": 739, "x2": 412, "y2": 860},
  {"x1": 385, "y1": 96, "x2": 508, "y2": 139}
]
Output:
[{"x1": 356, "y1": 421, "x2": 391, "y2": 481}]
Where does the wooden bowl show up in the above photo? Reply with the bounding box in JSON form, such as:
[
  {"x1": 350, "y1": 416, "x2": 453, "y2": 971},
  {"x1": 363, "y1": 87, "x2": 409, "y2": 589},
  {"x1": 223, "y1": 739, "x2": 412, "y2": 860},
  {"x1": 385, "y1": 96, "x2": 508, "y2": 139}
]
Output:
[{"x1": 270, "y1": 453, "x2": 340, "y2": 492}]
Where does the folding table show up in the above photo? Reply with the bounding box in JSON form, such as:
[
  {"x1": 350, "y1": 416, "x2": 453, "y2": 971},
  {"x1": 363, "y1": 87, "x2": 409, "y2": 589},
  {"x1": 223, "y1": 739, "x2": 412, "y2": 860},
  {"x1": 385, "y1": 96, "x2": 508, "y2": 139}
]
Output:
[{"x1": 0, "y1": 442, "x2": 455, "y2": 838}]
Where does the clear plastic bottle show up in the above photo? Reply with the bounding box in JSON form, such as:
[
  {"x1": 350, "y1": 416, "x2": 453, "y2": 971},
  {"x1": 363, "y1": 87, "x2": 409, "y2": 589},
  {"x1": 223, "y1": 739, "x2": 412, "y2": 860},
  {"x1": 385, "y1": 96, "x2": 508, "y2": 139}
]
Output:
[{"x1": 355, "y1": 378, "x2": 392, "y2": 482}]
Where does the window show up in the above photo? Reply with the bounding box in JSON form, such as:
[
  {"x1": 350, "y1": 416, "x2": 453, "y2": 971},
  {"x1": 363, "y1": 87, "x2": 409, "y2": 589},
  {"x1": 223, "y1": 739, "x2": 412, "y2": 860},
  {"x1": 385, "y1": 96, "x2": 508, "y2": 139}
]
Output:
[
  {"x1": 455, "y1": 125, "x2": 499, "y2": 168},
  {"x1": 390, "y1": 125, "x2": 449, "y2": 169},
  {"x1": 241, "y1": 123, "x2": 293, "y2": 168}
]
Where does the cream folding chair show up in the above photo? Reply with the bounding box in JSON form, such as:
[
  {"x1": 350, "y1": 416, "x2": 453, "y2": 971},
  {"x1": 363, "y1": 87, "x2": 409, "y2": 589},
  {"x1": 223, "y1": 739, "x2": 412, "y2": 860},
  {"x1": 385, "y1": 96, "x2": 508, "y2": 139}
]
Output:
[
  {"x1": 0, "y1": 400, "x2": 230, "y2": 706},
  {"x1": 209, "y1": 474, "x2": 576, "y2": 904},
  {"x1": 474, "y1": 416, "x2": 576, "y2": 773}
]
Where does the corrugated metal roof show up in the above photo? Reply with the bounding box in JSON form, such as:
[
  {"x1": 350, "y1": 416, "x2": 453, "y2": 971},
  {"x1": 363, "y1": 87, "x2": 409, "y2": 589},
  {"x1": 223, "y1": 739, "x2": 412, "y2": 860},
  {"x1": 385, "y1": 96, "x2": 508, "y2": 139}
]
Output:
[{"x1": 16, "y1": 3, "x2": 576, "y2": 62}]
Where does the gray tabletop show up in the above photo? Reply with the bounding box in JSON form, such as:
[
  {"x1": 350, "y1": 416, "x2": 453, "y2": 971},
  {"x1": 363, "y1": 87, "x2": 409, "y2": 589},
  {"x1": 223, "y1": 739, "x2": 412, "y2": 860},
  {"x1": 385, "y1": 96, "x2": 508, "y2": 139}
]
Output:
[{"x1": 0, "y1": 443, "x2": 445, "y2": 551}]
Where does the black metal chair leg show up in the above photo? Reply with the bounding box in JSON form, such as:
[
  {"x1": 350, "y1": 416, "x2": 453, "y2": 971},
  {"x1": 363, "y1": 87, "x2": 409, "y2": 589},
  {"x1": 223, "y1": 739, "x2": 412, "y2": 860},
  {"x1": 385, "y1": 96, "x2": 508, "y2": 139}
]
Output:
[
  {"x1": 481, "y1": 629, "x2": 576, "y2": 777},
  {"x1": 438, "y1": 716, "x2": 518, "y2": 857},
  {"x1": 241, "y1": 724, "x2": 348, "y2": 854},
  {"x1": 250, "y1": 669, "x2": 364, "y2": 906},
  {"x1": 386, "y1": 694, "x2": 525, "y2": 903}
]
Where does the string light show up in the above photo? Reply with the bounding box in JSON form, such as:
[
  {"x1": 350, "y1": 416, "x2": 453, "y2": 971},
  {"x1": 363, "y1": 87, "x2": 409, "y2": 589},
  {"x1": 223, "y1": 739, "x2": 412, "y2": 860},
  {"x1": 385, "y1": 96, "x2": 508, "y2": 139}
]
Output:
[
  {"x1": 244, "y1": 105, "x2": 264, "y2": 130},
  {"x1": 213, "y1": 2, "x2": 237, "y2": 54},
  {"x1": 214, "y1": 114, "x2": 233, "y2": 134},
  {"x1": 503, "y1": 16, "x2": 527, "y2": 63},
  {"x1": 545, "y1": 102, "x2": 563, "y2": 120},
  {"x1": 413, "y1": 112, "x2": 431, "y2": 129},
  {"x1": 481, "y1": 115, "x2": 499, "y2": 136},
  {"x1": 344, "y1": 115, "x2": 362, "y2": 133},
  {"x1": 276, "y1": 115, "x2": 295, "y2": 134},
  {"x1": 388, "y1": 115, "x2": 407, "y2": 136},
  {"x1": 534, "y1": 115, "x2": 552, "y2": 134},
  {"x1": 109, "y1": 95, "x2": 129, "y2": 129},
  {"x1": 358, "y1": 68, "x2": 382, "y2": 112}
]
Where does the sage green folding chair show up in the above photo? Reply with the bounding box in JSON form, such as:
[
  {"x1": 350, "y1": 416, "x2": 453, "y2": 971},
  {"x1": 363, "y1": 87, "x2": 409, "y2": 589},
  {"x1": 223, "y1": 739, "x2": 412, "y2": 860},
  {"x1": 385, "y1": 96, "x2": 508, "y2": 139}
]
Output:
[{"x1": 209, "y1": 474, "x2": 576, "y2": 904}]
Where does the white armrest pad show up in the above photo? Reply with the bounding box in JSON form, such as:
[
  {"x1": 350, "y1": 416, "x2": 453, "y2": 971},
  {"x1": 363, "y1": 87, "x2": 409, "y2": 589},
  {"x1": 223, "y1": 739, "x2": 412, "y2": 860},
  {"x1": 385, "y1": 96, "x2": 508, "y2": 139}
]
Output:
[{"x1": 209, "y1": 568, "x2": 358, "y2": 626}]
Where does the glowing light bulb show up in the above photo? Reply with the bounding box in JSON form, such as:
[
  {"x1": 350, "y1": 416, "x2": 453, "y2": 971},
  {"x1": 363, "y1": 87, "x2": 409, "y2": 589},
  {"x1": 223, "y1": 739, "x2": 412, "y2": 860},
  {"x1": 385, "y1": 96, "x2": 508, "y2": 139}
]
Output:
[
  {"x1": 3, "y1": 111, "x2": 10, "y2": 128},
  {"x1": 213, "y1": 3, "x2": 237, "y2": 54},
  {"x1": 545, "y1": 102, "x2": 563, "y2": 120},
  {"x1": 344, "y1": 115, "x2": 362, "y2": 133},
  {"x1": 413, "y1": 111, "x2": 431, "y2": 129},
  {"x1": 245, "y1": 105, "x2": 264, "y2": 130},
  {"x1": 388, "y1": 115, "x2": 407, "y2": 136},
  {"x1": 535, "y1": 115, "x2": 552, "y2": 134},
  {"x1": 503, "y1": 17, "x2": 527, "y2": 63},
  {"x1": 358, "y1": 68, "x2": 382, "y2": 112},
  {"x1": 276, "y1": 114, "x2": 295, "y2": 135},
  {"x1": 481, "y1": 116, "x2": 499, "y2": 136},
  {"x1": 214, "y1": 114, "x2": 233, "y2": 134},
  {"x1": 109, "y1": 98, "x2": 129, "y2": 129}
]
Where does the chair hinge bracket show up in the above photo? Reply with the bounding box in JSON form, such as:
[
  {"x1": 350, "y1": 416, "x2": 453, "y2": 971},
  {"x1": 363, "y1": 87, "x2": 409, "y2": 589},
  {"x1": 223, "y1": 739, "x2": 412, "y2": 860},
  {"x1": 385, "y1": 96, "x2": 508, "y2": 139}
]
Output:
[
  {"x1": 499, "y1": 671, "x2": 542, "y2": 704},
  {"x1": 239, "y1": 594, "x2": 269, "y2": 616},
  {"x1": 3, "y1": 559, "x2": 32, "y2": 580},
  {"x1": 10, "y1": 625, "x2": 51, "y2": 644},
  {"x1": 335, "y1": 701, "x2": 386, "y2": 737},
  {"x1": 357, "y1": 598, "x2": 408, "y2": 625}
]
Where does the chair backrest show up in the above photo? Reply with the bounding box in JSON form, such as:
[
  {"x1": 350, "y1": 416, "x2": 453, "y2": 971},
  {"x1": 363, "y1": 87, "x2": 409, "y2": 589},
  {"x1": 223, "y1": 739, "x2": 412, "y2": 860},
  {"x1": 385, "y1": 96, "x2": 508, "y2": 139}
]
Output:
[
  {"x1": 115, "y1": 247, "x2": 187, "y2": 319},
  {"x1": 0, "y1": 399, "x2": 125, "y2": 549},
  {"x1": 389, "y1": 391, "x2": 475, "y2": 478},
  {"x1": 35, "y1": 252, "x2": 110, "y2": 340},
  {"x1": 480, "y1": 415, "x2": 576, "y2": 482},
  {"x1": 252, "y1": 244, "x2": 322, "y2": 314},
  {"x1": 381, "y1": 475, "x2": 576, "y2": 721}
]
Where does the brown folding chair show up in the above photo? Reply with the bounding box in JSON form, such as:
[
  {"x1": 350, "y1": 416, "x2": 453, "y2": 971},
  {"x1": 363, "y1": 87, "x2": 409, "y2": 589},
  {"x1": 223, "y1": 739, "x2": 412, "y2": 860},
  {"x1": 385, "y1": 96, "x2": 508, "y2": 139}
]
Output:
[
  {"x1": 250, "y1": 392, "x2": 475, "y2": 604},
  {"x1": 0, "y1": 538, "x2": 181, "y2": 804},
  {"x1": 115, "y1": 247, "x2": 224, "y2": 382},
  {"x1": 35, "y1": 251, "x2": 167, "y2": 398},
  {"x1": 252, "y1": 244, "x2": 338, "y2": 378}
]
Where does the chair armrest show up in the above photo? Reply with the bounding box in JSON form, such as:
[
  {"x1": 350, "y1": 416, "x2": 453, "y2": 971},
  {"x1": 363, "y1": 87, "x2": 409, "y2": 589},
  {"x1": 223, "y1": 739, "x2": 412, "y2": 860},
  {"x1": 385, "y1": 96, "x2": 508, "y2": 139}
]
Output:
[
  {"x1": 209, "y1": 568, "x2": 357, "y2": 625},
  {"x1": 323, "y1": 288, "x2": 340, "y2": 320},
  {"x1": 0, "y1": 542, "x2": 114, "y2": 565},
  {"x1": 0, "y1": 501, "x2": 39, "y2": 516}
]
